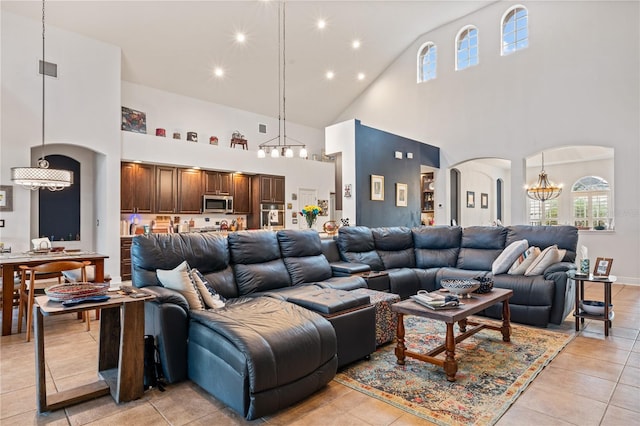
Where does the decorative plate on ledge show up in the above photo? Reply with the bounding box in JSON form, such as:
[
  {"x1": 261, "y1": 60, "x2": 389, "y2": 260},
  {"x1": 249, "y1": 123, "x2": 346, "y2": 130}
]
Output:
[{"x1": 45, "y1": 283, "x2": 110, "y2": 302}]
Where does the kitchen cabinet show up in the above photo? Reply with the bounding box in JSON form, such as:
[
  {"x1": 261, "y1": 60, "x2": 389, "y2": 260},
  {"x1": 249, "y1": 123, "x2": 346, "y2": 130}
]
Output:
[
  {"x1": 232, "y1": 174, "x2": 251, "y2": 214},
  {"x1": 258, "y1": 175, "x2": 285, "y2": 204},
  {"x1": 177, "y1": 168, "x2": 203, "y2": 214},
  {"x1": 204, "y1": 171, "x2": 232, "y2": 195},
  {"x1": 120, "y1": 237, "x2": 132, "y2": 281},
  {"x1": 155, "y1": 166, "x2": 177, "y2": 214},
  {"x1": 121, "y1": 162, "x2": 154, "y2": 214}
]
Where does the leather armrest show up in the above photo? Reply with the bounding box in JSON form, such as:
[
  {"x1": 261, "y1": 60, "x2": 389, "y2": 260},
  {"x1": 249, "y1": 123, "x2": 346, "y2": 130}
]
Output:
[
  {"x1": 330, "y1": 261, "x2": 371, "y2": 276},
  {"x1": 288, "y1": 289, "x2": 370, "y2": 315},
  {"x1": 142, "y1": 285, "x2": 189, "y2": 312},
  {"x1": 544, "y1": 261, "x2": 577, "y2": 277}
]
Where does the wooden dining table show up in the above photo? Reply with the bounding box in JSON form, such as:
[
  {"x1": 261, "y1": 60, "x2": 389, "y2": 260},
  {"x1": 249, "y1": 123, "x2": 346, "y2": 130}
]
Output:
[{"x1": 1, "y1": 251, "x2": 109, "y2": 336}]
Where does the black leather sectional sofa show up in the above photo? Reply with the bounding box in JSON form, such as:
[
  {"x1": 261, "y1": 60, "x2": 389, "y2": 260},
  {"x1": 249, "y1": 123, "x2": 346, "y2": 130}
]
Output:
[{"x1": 131, "y1": 224, "x2": 578, "y2": 419}]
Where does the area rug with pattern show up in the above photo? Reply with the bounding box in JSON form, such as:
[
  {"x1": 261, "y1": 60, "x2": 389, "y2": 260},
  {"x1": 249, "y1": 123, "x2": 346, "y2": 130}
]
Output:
[{"x1": 334, "y1": 316, "x2": 574, "y2": 426}]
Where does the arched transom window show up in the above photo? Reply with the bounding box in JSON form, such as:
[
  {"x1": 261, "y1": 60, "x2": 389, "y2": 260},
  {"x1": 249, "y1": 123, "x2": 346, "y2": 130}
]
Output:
[
  {"x1": 502, "y1": 6, "x2": 529, "y2": 55},
  {"x1": 456, "y1": 26, "x2": 479, "y2": 70},
  {"x1": 417, "y1": 42, "x2": 437, "y2": 83}
]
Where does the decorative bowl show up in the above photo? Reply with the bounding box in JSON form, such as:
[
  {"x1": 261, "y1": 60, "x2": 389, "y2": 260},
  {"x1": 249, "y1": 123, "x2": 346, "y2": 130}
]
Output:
[
  {"x1": 440, "y1": 279, "x2": 480, "y2": 298},
  {"x1": 580, "y1": 300, "x2": 613, "y2": 316},
  {"x1": 45, "y1": 283, "x2": 110, "y2": 302},
  {"x1": 323, "y1": 220, "x2": 339, "y2": 235}
]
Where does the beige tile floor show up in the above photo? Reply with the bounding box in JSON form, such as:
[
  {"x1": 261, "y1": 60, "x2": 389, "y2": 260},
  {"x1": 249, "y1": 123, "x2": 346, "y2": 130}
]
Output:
[{"x1": 1, "y1": 283, "x2": 638, "y2": 425}]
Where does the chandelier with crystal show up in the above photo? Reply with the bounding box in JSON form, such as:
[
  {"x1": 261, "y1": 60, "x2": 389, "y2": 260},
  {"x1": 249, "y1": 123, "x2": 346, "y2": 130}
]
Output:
[
  {"x1": 525, "y1": 152, "x2": 562, "y2": 202},
  {"x1": 11, "y1": 0, "x2": 73, "y2": 191},
  {"x1": 257, "y1": 1, "x2": 308, "y2": 159}
]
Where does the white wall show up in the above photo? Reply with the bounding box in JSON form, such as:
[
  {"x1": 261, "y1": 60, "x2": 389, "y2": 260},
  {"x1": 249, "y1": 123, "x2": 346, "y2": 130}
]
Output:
[
  {"x1": 325, "y1": 120, "x2": 357, "y2": 223},
  {"x1": 335, "y1": 1, "x2": 640, "y2": 283},
  {"x1": 122, "y1": 82, "x2": 325, "y2": 160},
  {"x1": 1, "y1": 12, "x2": 122, "y2": 278}
]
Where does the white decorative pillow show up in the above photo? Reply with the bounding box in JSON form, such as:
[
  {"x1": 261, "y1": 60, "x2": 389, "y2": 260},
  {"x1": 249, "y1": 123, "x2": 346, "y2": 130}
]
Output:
[
  {"x1": 525, "y1": 245, "x2": 560, "y2": 276},
  {"x1": 492, "y1": 239, "x2": 529, "y2": 275},
  {"x1": 157, "y1": 261, "x2": 204, "y2": 310},
  {"x1": 190, "y1": 269, "x2": 225, "y2": 309},
  {"x1": 508, "y1": 246, "x2": 541, "y2": 275}
]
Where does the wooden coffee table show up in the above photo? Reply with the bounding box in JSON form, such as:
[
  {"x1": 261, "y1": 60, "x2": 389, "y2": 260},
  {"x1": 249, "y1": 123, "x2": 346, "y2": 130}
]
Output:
[{"x1": 391, "y1": 288, "x2": 513, "y2": 382}]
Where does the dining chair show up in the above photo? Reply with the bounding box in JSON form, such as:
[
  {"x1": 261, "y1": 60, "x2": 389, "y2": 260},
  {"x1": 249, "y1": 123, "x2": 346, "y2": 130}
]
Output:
[{"x1": 18, "y1": 260, "x2": 92, "y2": 342}]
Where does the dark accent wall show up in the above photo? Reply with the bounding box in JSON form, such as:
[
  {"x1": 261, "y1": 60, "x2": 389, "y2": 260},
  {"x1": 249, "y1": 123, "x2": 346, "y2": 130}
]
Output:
[
  {"x1": 39, "y1": 155, "x2": 81, "y2": 241},
  {"x1": 354, "y1": 121, "x2": 439, "y2": 227}
]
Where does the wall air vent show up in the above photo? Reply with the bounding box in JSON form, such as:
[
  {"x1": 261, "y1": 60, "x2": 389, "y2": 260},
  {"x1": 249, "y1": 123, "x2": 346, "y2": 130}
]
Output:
[
  {"x1": 38, "y1": 60, "x2": 57, "y2": 78},
  {"x1": 259, "y1": 124, "x2": 267, "y2": 134}
]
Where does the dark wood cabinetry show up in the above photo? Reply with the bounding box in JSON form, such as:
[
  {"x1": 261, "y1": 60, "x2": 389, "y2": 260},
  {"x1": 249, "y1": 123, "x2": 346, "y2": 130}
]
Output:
[
  {"x1": 259, "y1": 175, "x2": 285, "y2": 204},
  {"x1": 121, "y1": 162, "x2": 154, "y2": 214},
  {"x1": 232, "y1": 174, "x2": 251, "y2": 214},
  {"x1": 120, "y1": 237, "x2": 132, "y2": 281},
  {"x1": 155, "y1": 166, "x2": 177, "y2": 214},
  {"x1": 204, "y1": 171, "x2": 232, "y2": 195},
  {"x1": 177, "y1": 168, "x2": 203, "y2": 214},
  {"x1": 421, "y1": 172, "x2": 435, "y2": 225}
]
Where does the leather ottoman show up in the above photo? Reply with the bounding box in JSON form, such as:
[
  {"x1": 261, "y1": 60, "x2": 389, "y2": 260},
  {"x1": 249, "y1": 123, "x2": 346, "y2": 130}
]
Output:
[{"x1": 351, "y1": 288, "x2": 400, "y2": 346}]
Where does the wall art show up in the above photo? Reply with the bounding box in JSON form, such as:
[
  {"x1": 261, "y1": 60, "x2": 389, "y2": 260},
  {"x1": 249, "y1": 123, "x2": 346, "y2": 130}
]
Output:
[
  {"x1": 371, "y1": 175, "x2": 384, "y2": 201},
  {"x1": 121, "y1": 107, "x2": 146, "y2": 133},
  {"x1": 466, "y1": 191, "x2": 475, "y2": 208},
  {"x1": 481, "y1": 193, "x2": 488, "y2": 209},
  {"x1": 0, "y1": 185, "x2": 13, "y2": 212},
  {"x1": 396, "y1": 183, "x2": 408, "y2": 207}
]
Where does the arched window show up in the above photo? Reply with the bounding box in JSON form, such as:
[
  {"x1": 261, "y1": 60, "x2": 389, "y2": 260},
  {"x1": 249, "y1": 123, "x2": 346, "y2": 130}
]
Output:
[
  {"x1": 456, "y1": 26, "x2": 479, "y2": 71},
  {"x1": 502, "y1": 6, "x2": 528, "y2": 55},
  {"x1": 572, "y1": 176, "x2": 612, "y2": 229},
  {"x1": 417, "y1": 42, "x2": 437, "y2": 83}
]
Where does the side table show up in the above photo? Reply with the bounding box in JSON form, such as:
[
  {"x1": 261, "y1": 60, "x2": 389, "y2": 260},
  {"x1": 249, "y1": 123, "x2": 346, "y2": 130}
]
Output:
[
  {"x1": 569, "y1": 271, "x2": 616, "y2": 336},
  {"x1": 34, "y1": 293, "x2": 154, "y2": 413},
  {"x1": 359, "y1": 271, "x2": 390, "y2": 292}
]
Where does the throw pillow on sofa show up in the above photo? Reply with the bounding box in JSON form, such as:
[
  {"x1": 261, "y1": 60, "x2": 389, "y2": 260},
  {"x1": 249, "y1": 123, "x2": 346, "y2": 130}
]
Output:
[
  {"x1": 190, "y1": 269, "x2": 226, "y2": 309},
  {"x1": 508, "y1": 246, "x2": 541, "y2": 275},
  {"x1": 524, "y1": 245, "x2": 562, "y2": 276},
  {"x1": 157, "y1": 261, "x2": 204, "y2": 310},
  {"x1": 491, "y1": 239, "x2": 528, "y2": 275}
]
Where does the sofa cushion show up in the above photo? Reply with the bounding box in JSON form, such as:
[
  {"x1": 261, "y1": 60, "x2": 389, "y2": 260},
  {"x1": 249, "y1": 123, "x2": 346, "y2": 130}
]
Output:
[
  {"x1": 492, "y1": 239, "x2": 528, "y2": 275},
  {"x1": 413, "y1": 226, "x2": 461, "y2": 268},
  {"x1": 372, "y1": 227, "x2": 416, "y2": 269},
  {"x1": 277, "y1": 230, "x2": 332, "y2": 284},
  {"x1": 336, "y1": 226, "x2": 385, "y2": 271},
  {"x1": 508, "y1": 246, "x2": 541, "y2": 275},
  {"x1": 457, "y1": 226, "x2": 507, "y2": 270},
  {"x1": 288, "y1": 289, "x2": 370, "y2": 315},
  {"x1": 525, "y1": 245, "x2": 562, "y2": 276},
  {"x1": 228, "y1": 231, "x2": 291, "y2": 295},
  {"x1": 157, "y1": 261, "x2": 204, "y2": 310}
]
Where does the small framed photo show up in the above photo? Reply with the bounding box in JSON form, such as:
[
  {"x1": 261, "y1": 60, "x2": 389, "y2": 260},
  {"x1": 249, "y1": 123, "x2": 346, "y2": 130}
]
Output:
[
  {"x1": 344, "y1": 184, "x2": 352, "y2": 198},
  {"x1": 371, "y1": 175, "x2": 384, "y2": 201},
  {"x1": 0, "y1": 185, "x2": 13, "y2": 212},
  {"x1": 593, "y1": 257, "x2": 613, "y2": 277},
  {"x1": 466, "y1": 191, "x2": 475, "y2": 208},
  {"x1": 396, "y1": 183, "x2": 408, "y2": 207},
  {"x1": 481, "y1": 193, "x2": 488, "y2": 209}
]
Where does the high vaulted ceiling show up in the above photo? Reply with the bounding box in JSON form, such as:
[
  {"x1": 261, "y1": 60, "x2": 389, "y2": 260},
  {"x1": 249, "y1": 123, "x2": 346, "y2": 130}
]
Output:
[{"x1": 2, "y1": 0, "x2": 494, "y2": 129}]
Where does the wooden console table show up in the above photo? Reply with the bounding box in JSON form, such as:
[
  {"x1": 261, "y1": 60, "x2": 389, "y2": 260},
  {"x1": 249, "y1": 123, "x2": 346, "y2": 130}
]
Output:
[{"x1": 34, "y1": 293, "x2": 153, "y2": 413}]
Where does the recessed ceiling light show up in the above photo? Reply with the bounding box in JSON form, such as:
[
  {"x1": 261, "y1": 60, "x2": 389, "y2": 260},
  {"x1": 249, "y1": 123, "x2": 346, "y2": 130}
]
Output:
[
  {"x1": 235, "y1": 33, "x2": 246, "y2": 43},
  {"x1": 352, "y1": 40, "x2": 361, "y2": 49},
  {"x1": 317, "y1": 19, "x2": 326, "y2": 29},
  {"x1": 214, "y1": 67, "x2": 224, "y2": 78},
  {"x1": 357, "y1": 72, "x2": 365, "y2": 81},
  {"x1": 326, "y1": 71, "x2": 335, "y2": 80}
]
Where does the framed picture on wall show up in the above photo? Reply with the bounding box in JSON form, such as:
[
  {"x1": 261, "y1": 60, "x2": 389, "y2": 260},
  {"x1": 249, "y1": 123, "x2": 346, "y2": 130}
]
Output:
[
  {"x1": 371, "y1": 175, "x2": 384, "y2": 201},
  {"x1": 466, "y1": 191, "x2": 475, "y2": 208},
  {"x1": 121, "y1": 106, "x2": 147, "y2": 134},
  {"x1": 481, "y1": 193, "x2": 488, "y2": 209},
  {"x1": 396, "y1": 183, "x2": 408, "y2": 207},
  {"x1": 0, "y1": 185, "x2": 13, "y2": 212}
]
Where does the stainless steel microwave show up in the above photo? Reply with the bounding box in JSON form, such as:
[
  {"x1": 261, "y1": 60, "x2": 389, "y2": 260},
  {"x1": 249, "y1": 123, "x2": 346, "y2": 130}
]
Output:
[{"x1": 202, "y1": 195, "x2": 233, "y2": 214}]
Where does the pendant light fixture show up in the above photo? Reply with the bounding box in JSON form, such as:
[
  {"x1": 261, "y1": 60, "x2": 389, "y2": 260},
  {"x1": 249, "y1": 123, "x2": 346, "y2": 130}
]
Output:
[
  {"x1": 257, "y1": 1, "x2": 308, "y2": 159},
  {"x1": 11, "y1": 0, "x2": 73, "y2": 191},
  {"x1": 525, "y1": 152, "x2": 562, "y2": 202}
]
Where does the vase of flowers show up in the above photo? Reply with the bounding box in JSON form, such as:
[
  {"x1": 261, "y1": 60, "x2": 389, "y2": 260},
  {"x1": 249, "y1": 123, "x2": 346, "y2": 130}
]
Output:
[{"x1": 300, "y1": 204, "x2": 322, "y2": 229}]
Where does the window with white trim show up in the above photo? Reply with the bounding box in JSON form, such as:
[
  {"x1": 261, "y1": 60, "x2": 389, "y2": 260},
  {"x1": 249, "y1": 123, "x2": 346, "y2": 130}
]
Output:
[
  {"x1": 417, "y1": 42, "x2": 437, "y2": 82},
  {"x1": 572, "y1": 176, "x2": 612, "y2": 229},
  {"x1": 529, "y1": 198, "x2": 559, "y2": 226},
  {"x1": 502, "y1": 6, "x2": 529, "y2": 55},
  {"x1": 456, "y1": 26, "x2": 479, "y2": 70}
]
